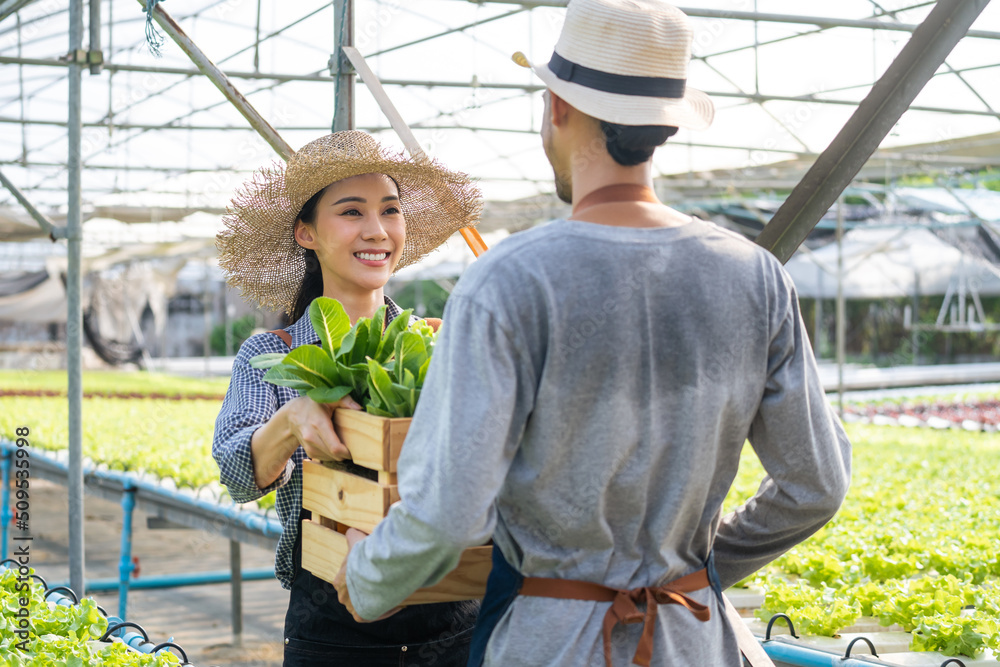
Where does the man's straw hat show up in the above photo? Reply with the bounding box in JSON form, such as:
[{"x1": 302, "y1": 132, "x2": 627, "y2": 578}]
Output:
[
  {"x1": 216, "y1": 131, "x2": 482, "y2": 315},
  {"x1": 513, "y1": 0, "x2": 714, "y2": 129}
]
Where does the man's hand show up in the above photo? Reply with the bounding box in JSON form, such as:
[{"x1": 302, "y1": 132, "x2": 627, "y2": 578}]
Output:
[
  {"x1": 284, "y1": 394, "x2": 361, "y2": 462},
  {"x1": 334, "y1": 528, "x2": 402, "y2": 623}
]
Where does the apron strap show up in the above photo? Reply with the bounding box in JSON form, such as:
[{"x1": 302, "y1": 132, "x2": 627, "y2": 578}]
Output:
[
  {"x1": 572, "y1": 183, "x2": 659, "y2": 215},
  {"x1": 267, "y1": 329, "x2": 292, "y2": 348},
  {"x1": 519, "y1": 568, "x2": 711, "y2": 667}
]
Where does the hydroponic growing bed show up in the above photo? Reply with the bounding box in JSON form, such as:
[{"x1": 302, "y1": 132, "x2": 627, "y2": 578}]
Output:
[
  {"x1": 0, "y1": 372, "x2": 273, "y2": 511},
  {"x1": 727, "y1": 423, "x2": 1000, "y2": 665},
  {"x1": 846, "y1": 396, "x2": 999, "y2": 432},
  {"x1": 0, "y1": 563, "x2": 190, "y2": 665}
]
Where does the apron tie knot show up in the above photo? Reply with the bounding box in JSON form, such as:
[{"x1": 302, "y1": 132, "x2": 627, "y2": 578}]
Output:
[
  {"x1": 520, "y1": 567, "x2": 712, "y2": 667},
  {"x1": 602, "y1": 583, "x2": 711, "y2": 667}
]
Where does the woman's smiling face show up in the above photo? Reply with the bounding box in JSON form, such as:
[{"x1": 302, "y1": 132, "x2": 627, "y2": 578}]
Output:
[{"x1": 294, "y1": 173, "x2": 406, "y2": 294}]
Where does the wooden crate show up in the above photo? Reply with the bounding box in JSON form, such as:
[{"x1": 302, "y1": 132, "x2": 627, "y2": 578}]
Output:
[
  {"x1": 332, "y1": 409, "x2": 410, "y2": 476},
  {"x1": 301, "y1": 409, "x2": 492, "y2": 604},
  {"x1": 302, "y1": 520, "x2": 493, "y2": 604}
]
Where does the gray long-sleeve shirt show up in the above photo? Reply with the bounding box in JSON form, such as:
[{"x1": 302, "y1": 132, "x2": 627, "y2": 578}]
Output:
[{"x1": 347, "y1": 218, "x2": 851, "y2": 666}]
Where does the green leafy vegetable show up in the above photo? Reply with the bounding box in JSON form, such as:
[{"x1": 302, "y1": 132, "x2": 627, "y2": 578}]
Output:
[
  {"x1": 730, "y1": 424, "x2": 1000, "y2": 656},
  {"x1": 910, "y1": 614, "x2": 990, "y2": 657},
  {"x1": 1, "y1": 568, "x2": 180, "y2": 665},
  {"x1": 310, "y1": 297, "x2": 352, "y2": 356},
  {"x1": 250, "y1": 297, "x2": 436, "y2": 418}
]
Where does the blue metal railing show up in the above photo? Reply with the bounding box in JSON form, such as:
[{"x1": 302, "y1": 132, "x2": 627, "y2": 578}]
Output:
[{"x1": 0, "y1": 440, "x2": 281, "y2": 619}]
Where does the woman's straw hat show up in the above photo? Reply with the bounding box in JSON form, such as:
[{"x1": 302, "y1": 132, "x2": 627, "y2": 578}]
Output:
[
  {"x1": 513, "y1": 0, "x2": 714, "y2": 130},
  {"x1": 216, "y1": 131, "x2": 482, "y2": 315}
]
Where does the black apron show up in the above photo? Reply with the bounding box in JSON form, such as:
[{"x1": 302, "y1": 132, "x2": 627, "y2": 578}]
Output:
[{"x1": 283, "y1": 512, "x2": 478, "y2": 667}]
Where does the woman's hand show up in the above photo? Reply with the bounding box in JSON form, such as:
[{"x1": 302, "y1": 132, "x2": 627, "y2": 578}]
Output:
[
  {"x1": 282, "y1": 394, "x2": 361, "y2": 462},
  {"x1": 250, "y1": 393, "x2": 362, "y2": 488},
  {"x1": 334, "y1": 528, "x2": 402, "y2": 623}
]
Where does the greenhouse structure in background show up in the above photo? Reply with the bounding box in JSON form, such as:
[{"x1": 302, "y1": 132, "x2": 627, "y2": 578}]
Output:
[{"x1": 1, "y1": 0, "x2": 1000, "y2": 665}]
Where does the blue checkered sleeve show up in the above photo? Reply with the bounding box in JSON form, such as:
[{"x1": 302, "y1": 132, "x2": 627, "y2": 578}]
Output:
[{"x1": 213, "y1": 331, "x2": 296, "y2": 503}]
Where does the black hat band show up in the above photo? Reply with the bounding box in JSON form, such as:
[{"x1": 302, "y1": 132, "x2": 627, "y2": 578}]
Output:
[{"x1": 547, "y1": 51, "x2": 687, "y2": 99}]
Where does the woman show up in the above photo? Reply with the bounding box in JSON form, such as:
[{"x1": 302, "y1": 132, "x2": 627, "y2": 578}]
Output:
[{"x1": 212, "y1": 131, "x2": 482, "y2": 666}]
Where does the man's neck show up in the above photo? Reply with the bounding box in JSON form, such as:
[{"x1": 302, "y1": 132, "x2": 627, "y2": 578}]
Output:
[
  {"x1": 569, "y1": 161, "x2": 654, "y2": 211},
  {"x1": 567, "y1": 151, "x2": 689, "y2": 229}
]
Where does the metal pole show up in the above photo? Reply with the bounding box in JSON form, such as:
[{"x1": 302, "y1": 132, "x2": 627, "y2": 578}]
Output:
[
  {"x1": 755, "y1": 0, "x2": 992, "y2": 264},
  {"x1": 230, "y1": 540, "x2": 243, "y2": 647},
  {"x1": 76, "y1": 569, "x2": 275, "y2": 592},
  {"x1": 134, "y1": 0, "x2": 293, "y2": 160},
  {"x1": 17, "y1": 11, "x2": 27, "y2": 165},
  {"x1": 4, "y1": 55, "x2": 1000, "y2": 119},
  {"x1": 912, "y1": 273, "x2": 920, "y2": 364},
  {"x1": 118, "y1": 482, "x2": 137, "y2": 619},
  {"x1": 88, "y1": 0, "x2": 102, "y2": 75},
  {"x1": 0, "y1": 0, "x2": 35, "y2": 22},
  {"x1": 463, "y1": 0, "x2": 1000, "y2": 40},
  {"x1": 67, "y1": 0, "x2": 86, "y2": 599},
  {"x1": 332, "y1": 0, "x2": 354, "y2": 132},
  {"x1": 1, "y1": 451, "x2": 11, "y2": 561},
  {"x1": 0, "y1": 168, "x2": 62, "y2": 239},
  {"x1": 253, "y1": 0, "x2": 262, "y2": 73},
  {"x1": 836, "y1": 196, "x2": 846, "y2": 419},
  {"x1": 203, "y1": 260, "x2": 212, "y2": 376}
]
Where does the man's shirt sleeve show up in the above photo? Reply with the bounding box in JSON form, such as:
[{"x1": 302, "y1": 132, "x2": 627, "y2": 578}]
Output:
[
  {"x1": 346, "y1": 295, "x2": 536, "y2": 620},
  {"x1": 713, "y1": 271, "x2": 852, "y2": 588}
]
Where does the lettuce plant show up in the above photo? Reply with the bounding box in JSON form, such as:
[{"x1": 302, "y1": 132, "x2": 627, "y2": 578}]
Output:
[{"x1": 250, "y1": 297, "x2": 435, "y2": 418}]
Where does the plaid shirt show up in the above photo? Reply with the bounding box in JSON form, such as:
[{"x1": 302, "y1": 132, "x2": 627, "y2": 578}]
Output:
[{"x1": 213, "y1": 296, "x2": 405, "y2": 589}]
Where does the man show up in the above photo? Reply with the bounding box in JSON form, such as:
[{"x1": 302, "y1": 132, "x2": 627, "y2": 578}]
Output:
[{"x1": 335, "y1": 1, "x2": 851, "y2": 665}]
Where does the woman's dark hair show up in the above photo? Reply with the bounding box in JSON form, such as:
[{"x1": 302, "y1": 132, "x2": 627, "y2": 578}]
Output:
[
  {"x1": 599, "y1": 121, "x2": 679, "y2": 166},
  {"x1": 290, "y1": 187, "x2": 327, "y2": 322},
  {"x1": 288, "y1": 175, "x2": 403, "y2": 322}
]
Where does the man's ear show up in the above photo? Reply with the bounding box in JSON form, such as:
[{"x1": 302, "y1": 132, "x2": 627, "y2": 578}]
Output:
[
  {"x1": 549, "y1": 91, "x2": 572, "y2": 128},
  {"x1": 294, "y1": 220, "x2": 316, "y2": 249}
]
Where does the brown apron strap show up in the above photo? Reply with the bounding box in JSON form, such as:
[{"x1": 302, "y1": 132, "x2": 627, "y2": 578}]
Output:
[
  {"x1": 519, "y1": 568, "x2": 711, "y2": 667},
  {"x1": 572, "y1": 183, "x2": 659, "y2": 216},
  {"x1": 267, "y1": 329, "x2": 292, "y2": 348}
]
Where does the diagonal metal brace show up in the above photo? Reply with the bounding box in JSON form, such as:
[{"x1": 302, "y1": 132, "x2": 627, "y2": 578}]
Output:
[
  {"x1": 341, "y1": 46, "x2": 489, "y2": 257},
  {"x1": 754, "y1": 0, "x2": 992, "y2": 265},
  {"x1": 0, "y1": 167, "x2": 65, "y2": 240},
  {"x1": 134, "y1": 0, "x2": 293, "y2": 161}
]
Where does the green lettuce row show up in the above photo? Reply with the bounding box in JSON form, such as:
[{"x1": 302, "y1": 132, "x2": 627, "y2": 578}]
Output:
[
  {"x1": 0, "y1": 369, "x2": 230, "y2": 399},
  {"x1": 1, "y1": 568, "x2": 180, "y2": 665},
  {"x1": 734, "y1": 425, "x2": 1000, "y2": 657},
  {"x1": 0, "y1": 396, "x2": 275, "y2": 511}
]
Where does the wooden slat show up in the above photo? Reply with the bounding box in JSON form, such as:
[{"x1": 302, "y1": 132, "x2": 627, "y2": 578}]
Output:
[
  {"x1": 301, "y1": 519, "x2": 492, "y2": 605},
  {"x1": 404, "y1": 546, "x2": 493, "y2": 604},
  {"x1": 302, "y1": 460, "x2": 395, "y2": 533},
  {"x1": 333, "y1": 409, "x2": 411, "y2": 472},
  {"x1": 301, "y1": 519, "x2": 349, "y2": 585},
  {"x1": 387, "y1": 419, "x2": 409, "y2": 471}
]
